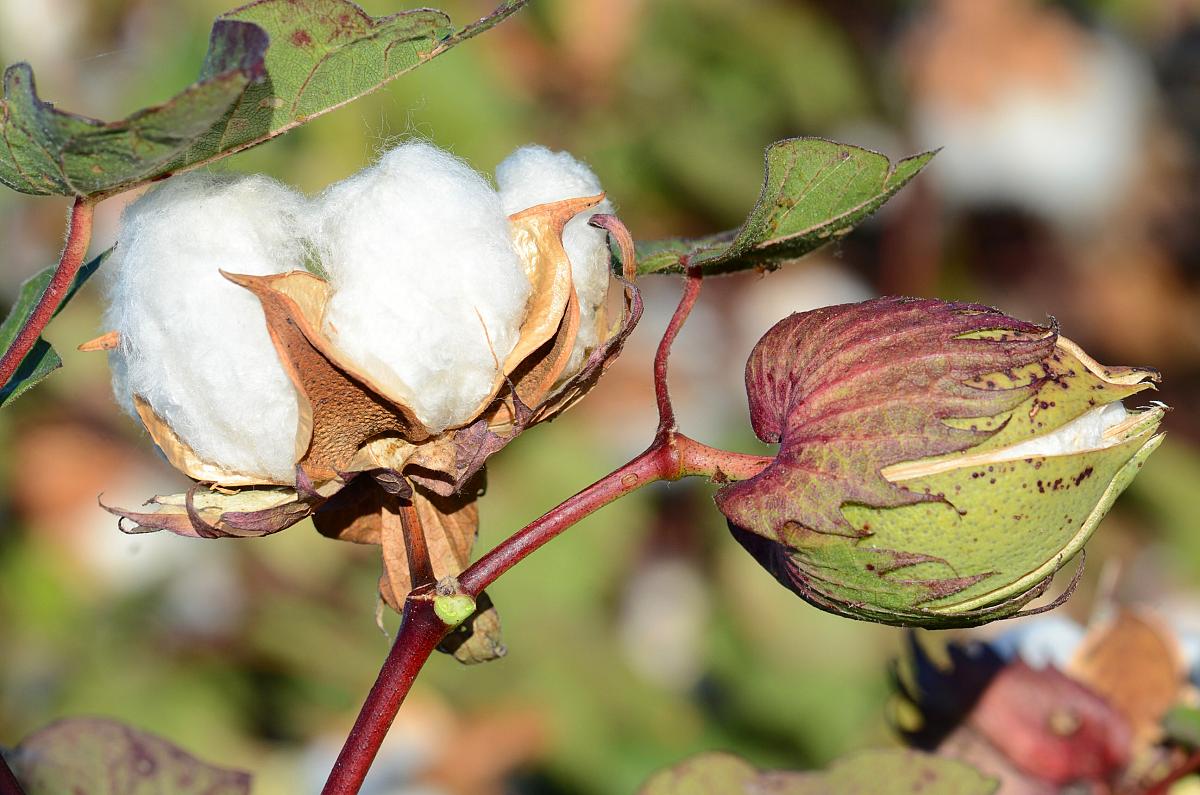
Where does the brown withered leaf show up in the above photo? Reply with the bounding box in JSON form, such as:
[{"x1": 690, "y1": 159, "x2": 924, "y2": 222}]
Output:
[
  {"x1": 1068, "y1": 609, "x2": 1184, "y2": 747},
  {"x1": 102, "y1": 483, "x2": 328, "y2": 539},
  {"x1": 311, "y1": 474, "x2": 386, "y2": 545},
  {"x1": 372, "y1": 488, "x2": 479, "y2": 610},
  {"x1": 225, "y1": 271, "x2": 431, "y2": 483}
]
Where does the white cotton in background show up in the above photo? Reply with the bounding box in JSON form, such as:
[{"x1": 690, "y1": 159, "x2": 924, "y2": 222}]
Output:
[
  {"x1": 104, "y1": 172, "x2": 306, "y2": 481},
  {"x1": 312, "y1": 142, "x2": 530, "y2": 432},
  {"x1": 912, "y1": 38, "x2": 1149, "y2": 228},
  {"x1": 496, "y1": 145, "x2": 614, "y2": 380}
]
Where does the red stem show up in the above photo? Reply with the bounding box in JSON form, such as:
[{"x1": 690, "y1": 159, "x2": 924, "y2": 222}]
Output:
[
  {"x1": 1145, "y1": 750, "x2": 1200, "y2": 795},
  {"x1": 0, "y1": 753, "x2": 26, "y2": 795},
  {"x1": 0, "y1": 197, "x2": 95, "y2": 390},
  {"x1": 652, "y1": 262, "x2": 702, "y2": 432},
  {"x1": 321, "y1": 255, "x2": 772, "y2": 794}
]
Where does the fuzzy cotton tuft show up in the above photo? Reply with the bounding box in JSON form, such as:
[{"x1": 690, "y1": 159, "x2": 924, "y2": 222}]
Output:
[
  {"x1": 104, "y1": 173, "x2": 307, "y2": 481},
  {"x1": 312, "y1": 141, "x2": 530, "y2": 432},
  {"x1": 496, "y1": 145, "x2": 613, "y2": 380}
]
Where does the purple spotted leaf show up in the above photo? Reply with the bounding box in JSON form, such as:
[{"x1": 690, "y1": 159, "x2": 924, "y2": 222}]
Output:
[{"x1": 4, "y1": 718, "x2": 250, "y2": 794}]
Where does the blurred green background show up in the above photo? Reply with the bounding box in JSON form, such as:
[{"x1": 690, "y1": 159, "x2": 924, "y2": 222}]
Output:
[{"x1": 3, "y1": 0, "x2": 1200, "y2": 792}]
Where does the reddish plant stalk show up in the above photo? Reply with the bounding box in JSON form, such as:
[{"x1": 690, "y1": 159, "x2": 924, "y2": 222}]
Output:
[
  {"x1": 322, "y1": 259, "x2": 771, "y2": 794},
  {"x1": 0, "y1": 197, "x2": 95, "y2": 390},
  {"x1": 1145, "y1": 750, "x2": 1200, "y2": 795},
  {"x1": 0, "y1": 753, "x2": 26, "y2": 795}
]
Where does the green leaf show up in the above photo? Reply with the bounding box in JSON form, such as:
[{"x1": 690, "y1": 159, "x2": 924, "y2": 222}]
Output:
[
  {"x1": 1164, "y1": 705, "x2": 1200, "y2": 749},
  {"x1": 0, "y1": 0, "x2": 528, "y2": 198},
  {"x1": 4, "y1": 717, "x2": 250, "y2": 794},
  {"x1": 635, "y1": 138, "x2": 934, "y2": 275},
  {"x1": 638, "y1": 749, "x2": 997, "y2": 795},
  {"x1": 0, "y1": 249, "x2": 108, "y2": 408},
  {"x1": 0, "y1": 24, "x2": 268, "y2": 196}
]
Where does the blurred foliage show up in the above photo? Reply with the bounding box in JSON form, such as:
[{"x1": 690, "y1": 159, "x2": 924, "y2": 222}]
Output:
[{"x1": 2, "y1": 0, "x2": 1200, "y2": 793}]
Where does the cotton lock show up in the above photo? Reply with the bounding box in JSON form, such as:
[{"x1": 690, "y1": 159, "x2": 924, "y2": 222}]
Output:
[
  {"x1": 313, "y1": 142, "x2": 531, "y2": 432},
  {"x1": 103, "y1": 172, "x2": 306, "y2": 482},
  {"x1": 496, "y1": 145, "x2": 614, "y2": 381}
]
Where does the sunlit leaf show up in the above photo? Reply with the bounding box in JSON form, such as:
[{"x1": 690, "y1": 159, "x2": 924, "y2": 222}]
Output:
[
  {"x1": 0, "y1": 250, "x2": 107, "y2": 407},
  {"x1": 0, "y1": 0, "x2": 527, "y2": 198},
  {"x1": 636, "y1": 138, "x2": 933, "y2": 275}
]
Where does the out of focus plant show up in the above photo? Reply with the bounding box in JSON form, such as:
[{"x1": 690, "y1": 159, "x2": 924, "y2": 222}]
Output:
[{"x1": 0, "y1": 2, "x2": 1172, "y2": 794}]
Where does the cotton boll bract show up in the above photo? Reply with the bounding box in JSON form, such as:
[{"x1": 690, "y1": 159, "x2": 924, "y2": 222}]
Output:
[
  {"x1": 496, "y1": 145, "x2": 613, "y2": 380},
  {"x1": 104, "y1": 173, "x2": 307, "y2": 482},
  {"x1": 313, "y1": 142, "x2": 530, "y2": 433}
]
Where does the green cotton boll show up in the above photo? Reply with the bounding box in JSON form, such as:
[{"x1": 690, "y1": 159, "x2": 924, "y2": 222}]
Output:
[{"x1": 718, "y1": 297, "x2": 1166, "y2": 629}]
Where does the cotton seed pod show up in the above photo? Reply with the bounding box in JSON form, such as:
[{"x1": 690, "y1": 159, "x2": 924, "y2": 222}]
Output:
[
  {"x1": 715, "y1": 297, "x2": 1164, "y2": 628},
  {"x1": 101, "y1": 161, "x2": 642, "y2": 626}
]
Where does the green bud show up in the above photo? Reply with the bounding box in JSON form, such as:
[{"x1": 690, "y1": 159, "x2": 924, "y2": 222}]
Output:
[
  {"x1": 717, "y1": 298, "x2": 1164, "y2": 628},
  {"x1": 434, "y1": 593, "x2": 477, "y2": 627}
]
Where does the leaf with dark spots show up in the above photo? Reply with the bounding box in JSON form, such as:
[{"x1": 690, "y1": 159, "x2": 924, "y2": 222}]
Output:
[
  {"x1": 635, "y1": 139, "x2": 934, "y2": 276},
  {"x1": 0, "y1": 24, "x2": 266, "y2": 196},
  {"x1": 0, "y1": 0, "x2": 528, "y2": 197},
  {"x1": 0, "y1": 249, "x2": 108, "y2": 407},
  {"x1": 6, "y1": 717, "x2": 250, "y2": 794},
  {"x1": 717, "y1": 297, "x2": 1056, "y2": 543}
]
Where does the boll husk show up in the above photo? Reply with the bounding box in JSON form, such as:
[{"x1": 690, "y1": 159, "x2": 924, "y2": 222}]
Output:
[
  {"x1": 99, "y1": 142, "x2": 641, "y2": 626},
  {"x1": 496, "y1": 145, "x2": 614, "y2": 381},
  {"x1": 103, "y1": 172, "x2": 306, "y2": 484},
  {"x1": 716, "y1": 297, "x2": 1165, "y2": 628}
]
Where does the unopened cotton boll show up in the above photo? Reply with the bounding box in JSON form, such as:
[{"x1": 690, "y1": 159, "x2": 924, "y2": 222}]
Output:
[
  {"x1": 104, "y1": 173, "x2": 307, "y2": 481},
  {"x1": 496, "y1": 145, "x2": 613, "y2": 380},
  {"x1": 312, "y1": 141, "x2": 530, "y2": 433}
]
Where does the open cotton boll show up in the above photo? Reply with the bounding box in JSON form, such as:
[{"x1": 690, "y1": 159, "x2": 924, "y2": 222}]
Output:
[
  {"x1": 312, "y1": 141, "x2": 530, "y2": 432},
  {"x1": 496, "y1": 145, "x2": 613, "y2": 380},
  {"x1": 104, "y1": 172, "x2": 306, "y2": 482}
]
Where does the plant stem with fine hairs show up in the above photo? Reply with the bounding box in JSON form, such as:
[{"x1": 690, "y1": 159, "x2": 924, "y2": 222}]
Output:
[{"x1": 0, "y1": 196, "x2": 95, "y2": 391}]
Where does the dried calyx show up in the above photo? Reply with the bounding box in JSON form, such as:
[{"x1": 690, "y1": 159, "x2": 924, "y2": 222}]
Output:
[
  {"x1": 716, "y1": 297, "x2": 1165, "y2": 628},
  {"x1": 97, "y1": 142, "x2": 640, "y2": 643}
]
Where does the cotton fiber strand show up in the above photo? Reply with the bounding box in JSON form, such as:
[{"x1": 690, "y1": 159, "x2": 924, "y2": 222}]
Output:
[
  {"x1": 496, "y1": 145, "x2": 613, "y2": 380},
  {"x1": 312, "y1": 141, "x2": 530, "y2": 432},
  {"x1": 104, "y1": 173, "x2": 307, "y2": 481}
]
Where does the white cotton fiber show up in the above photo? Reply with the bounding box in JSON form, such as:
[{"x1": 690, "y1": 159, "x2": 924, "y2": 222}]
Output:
[
  {"x1": 311, "y1": 141, "x2": 530, "y2": 432},
  {"x1": 104, "y1": 172, "x2": 306, "y2": 482},
  {"x1": 496, "y1": 145, "x2": 613, "y2": 380},
  {"x1": 994, "y1": 402, "x2": 1129, "y2": 461}
]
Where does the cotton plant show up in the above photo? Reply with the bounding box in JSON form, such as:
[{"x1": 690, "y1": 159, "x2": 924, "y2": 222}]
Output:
[{"x1": 97, "y1": 141, "x2": 636, "y2": 637}]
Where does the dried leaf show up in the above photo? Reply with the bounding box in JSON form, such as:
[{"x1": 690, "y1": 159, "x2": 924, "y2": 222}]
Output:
[
  {"x1": 102, "y1": 483, "x2": 325, "y2": 539},
  {"x1": 379, "y1": 489, "x2": 479, "y2": 608},
  {"x1": 1069, "y1": 609, "x2": 1184, "y2": 746}
]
